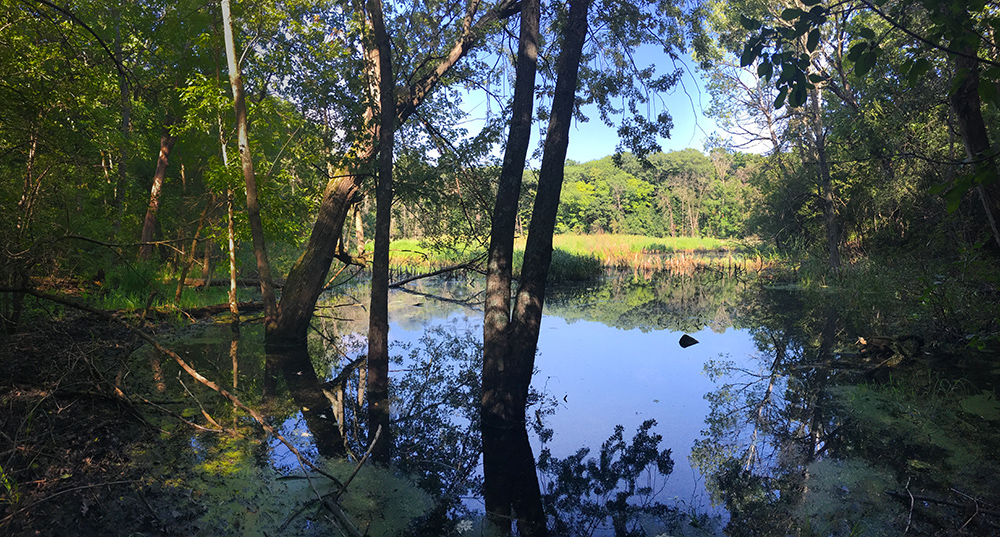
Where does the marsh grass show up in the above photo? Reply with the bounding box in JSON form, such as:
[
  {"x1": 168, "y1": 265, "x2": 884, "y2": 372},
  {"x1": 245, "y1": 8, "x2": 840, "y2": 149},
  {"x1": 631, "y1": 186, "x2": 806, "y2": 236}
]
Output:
[{"x1": 387, "y1": 234, "x2": 760, "y2": 281}]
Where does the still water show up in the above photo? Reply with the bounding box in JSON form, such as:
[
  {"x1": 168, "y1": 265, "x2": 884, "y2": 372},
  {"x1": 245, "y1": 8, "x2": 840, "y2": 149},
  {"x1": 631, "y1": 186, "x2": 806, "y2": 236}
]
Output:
[{"x1": 140, "y1": 270, "x2": 1000, "y2": 536}]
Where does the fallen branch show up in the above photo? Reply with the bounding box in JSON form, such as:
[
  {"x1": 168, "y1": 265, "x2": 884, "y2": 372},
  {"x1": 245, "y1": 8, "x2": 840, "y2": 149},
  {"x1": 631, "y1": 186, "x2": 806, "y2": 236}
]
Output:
[
  {"x1": 388, "y1": 254, "x2": 486, "y2": 288},
  {"x1": 18, "y1": 288, "x2": 345, "y2": 489},
  {"x1": 885, "y1": 489, "x2": 1000, "y2": 518}
]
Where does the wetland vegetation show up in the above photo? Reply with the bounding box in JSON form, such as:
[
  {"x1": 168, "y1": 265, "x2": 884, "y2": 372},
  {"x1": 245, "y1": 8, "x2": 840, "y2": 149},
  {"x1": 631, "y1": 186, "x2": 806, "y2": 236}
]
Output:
[{"x1": 3, "y1": 0, "x2": 1000, "y2": 535}]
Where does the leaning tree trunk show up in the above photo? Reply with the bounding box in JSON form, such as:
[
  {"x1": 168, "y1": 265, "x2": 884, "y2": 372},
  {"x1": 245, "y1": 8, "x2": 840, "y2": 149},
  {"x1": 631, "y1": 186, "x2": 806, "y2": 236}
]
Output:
[
  {"x1": 365, "y1": 0, "x2": 395, "y2": 465},
  {"x1": 221, "y1": 0, "x2": 278, "y2": 329},
  {"x1": 267, "y1": 0, "x2": 520, "y2": 348},
  {"x1": 140, "y1": 122, "x2": 176, "y2": 260}
]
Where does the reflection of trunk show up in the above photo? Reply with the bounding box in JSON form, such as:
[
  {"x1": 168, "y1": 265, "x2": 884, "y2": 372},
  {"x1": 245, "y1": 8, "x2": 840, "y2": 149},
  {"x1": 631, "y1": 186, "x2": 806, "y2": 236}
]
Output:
[
  {"x1": 268, "y1": 345, "x2": 346, "y2": 457},
  {"x1": 140, "y1": 122, "x2": 177, "y2": 260},
  {"x1": 482, "y1": 0, "x2": 588, "y2": 534},
  {"x1": 950, "y1": 50, "x2": 1000, "y2": 250},
  {"x1": 482, "y1": 424, "x2": 547, "y2": 535},
  {"x1": 365, "y1": 0, "x2": 395, "y2": 465},
  {"x1": 222, "y1": 0, "x2": 277, "y2": 328}
]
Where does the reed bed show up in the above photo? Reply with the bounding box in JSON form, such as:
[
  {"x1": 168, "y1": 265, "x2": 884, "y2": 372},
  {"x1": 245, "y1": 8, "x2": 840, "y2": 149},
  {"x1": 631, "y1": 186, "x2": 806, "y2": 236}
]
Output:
[{"x1": 384, "y1": 234, "x2": 770, "y2": 281}]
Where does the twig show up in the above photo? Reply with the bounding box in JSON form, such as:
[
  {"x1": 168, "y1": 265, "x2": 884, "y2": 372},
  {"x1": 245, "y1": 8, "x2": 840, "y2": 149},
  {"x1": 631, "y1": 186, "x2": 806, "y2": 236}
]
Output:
[
  {"x1": 16, "y1": 288, "x2": 345, "y2": 488},
  {"x1": 177, "y1": 377, "x2": 232, "y2": 434},
  {"x1": 333, "y1": 425, "x2": 381, "y2": 502},
  {"x1": 133, "y1": 394, "x2": 226, "y2": 433},
  {"x1": 388, "y1": 254, "x2": 485, "y2": 289},
  {"x1": 904, "y1": 477, "x2": 913, "y2": 534},
  {"x1": 953, "y1": 488, "x2": 981, "y2": 531}
]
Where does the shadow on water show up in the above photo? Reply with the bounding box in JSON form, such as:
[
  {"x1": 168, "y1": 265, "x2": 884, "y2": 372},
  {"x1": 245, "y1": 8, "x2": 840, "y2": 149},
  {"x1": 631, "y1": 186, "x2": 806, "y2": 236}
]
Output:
[{"x1": 113, "y1": 268, "x2": 1000, "y2": 536}]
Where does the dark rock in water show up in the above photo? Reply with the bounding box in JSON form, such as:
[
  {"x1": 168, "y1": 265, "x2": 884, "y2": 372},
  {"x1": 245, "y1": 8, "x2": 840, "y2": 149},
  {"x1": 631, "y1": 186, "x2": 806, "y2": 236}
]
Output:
[{"x1": 679, "y1": 334, "x2": 699, "y2": 348}]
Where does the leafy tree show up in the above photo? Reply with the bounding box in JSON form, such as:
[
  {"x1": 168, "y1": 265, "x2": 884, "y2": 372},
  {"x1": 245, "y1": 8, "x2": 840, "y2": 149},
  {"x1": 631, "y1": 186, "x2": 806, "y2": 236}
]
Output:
[{"x1": 738, "y1": 0, "x2": 1000, "y2": 252}]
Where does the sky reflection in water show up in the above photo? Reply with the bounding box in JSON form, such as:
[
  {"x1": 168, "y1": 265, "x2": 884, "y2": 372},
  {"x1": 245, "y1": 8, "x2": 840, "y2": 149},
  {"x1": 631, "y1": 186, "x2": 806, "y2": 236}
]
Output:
[{"x1": 385, "y1": 276, "x2": 758, "y2": 516}]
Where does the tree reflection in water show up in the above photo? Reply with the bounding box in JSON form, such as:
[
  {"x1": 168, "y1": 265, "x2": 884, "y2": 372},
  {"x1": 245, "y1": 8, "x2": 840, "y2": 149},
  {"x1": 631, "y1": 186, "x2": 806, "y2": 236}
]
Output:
[
  {"x1": 278, "y1": 321, "x2": 719, "y2": 535},
  {"x1": 691, "y1": 287, "x2": 1000, "y2": 536}
]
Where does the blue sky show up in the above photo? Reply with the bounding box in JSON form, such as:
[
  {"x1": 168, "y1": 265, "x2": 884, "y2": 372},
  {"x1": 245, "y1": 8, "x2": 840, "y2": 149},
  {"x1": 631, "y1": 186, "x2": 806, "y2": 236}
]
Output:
[
  {"x1": 458, "y1": 52, "x2": 719, "y2": 163},
  {"x1": 563, "y1": 55, "x2": 718, "y2": 162}
]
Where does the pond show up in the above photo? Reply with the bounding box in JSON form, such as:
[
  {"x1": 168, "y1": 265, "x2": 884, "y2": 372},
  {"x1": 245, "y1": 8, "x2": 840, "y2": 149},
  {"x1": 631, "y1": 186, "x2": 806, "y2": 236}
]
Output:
[{"x1": 132, "y1": 269, "x2": 1000, "y2": 536}]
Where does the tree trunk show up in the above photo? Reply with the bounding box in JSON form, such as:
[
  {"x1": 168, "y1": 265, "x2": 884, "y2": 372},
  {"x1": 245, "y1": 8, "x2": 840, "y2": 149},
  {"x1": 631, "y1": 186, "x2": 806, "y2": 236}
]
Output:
[
  {"x1": 268, "y1": 0, "x2": 520, "y2": 348},
  {"x1": 482, "y1": 0, "x2": 540, "y2": 422},
  {"x1": 950, "y1": 50, "x2": 1000, "y2": 250},
  {"x1": 175, "y1": 196, "x2": 214, "y2": 302},
  {"x1": 809, "y1": 85, "x2": 840, "y2": 270},
  {"x1": 114, "y1": 7, "x2": 130, "y2": 238},
  {"x1": 140, "y1": 122, "x2": 176, "y2": 260},
  {"x1": 481, "y1": 0, "x2": 589, "y2": 534},
  {"x1": 365, "y1": 0, "x2": 395, "y2": 465},
  {"x1": 481, "y1": 0, "x2": 540, "y2": 529},
  {"x1": 222, "y1": 0, "x2": 278, "y2": 329}
]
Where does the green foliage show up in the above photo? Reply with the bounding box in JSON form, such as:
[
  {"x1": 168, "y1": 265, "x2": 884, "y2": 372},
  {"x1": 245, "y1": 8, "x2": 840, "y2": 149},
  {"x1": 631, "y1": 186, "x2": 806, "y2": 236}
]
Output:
[
  {"x1": 0, "y1": 463, "x2": 19, "y2": 506},
  {"x1": 555, "y1": 150, "x2": 756, "y2": 238},
  {"x1": 99, "y1": 261, "x2": 161, "y2": 309}
]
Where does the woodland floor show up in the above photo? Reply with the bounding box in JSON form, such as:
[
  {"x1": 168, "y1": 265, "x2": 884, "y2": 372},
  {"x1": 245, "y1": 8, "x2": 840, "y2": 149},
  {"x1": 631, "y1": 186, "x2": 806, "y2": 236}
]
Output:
[{"x1": 0, "y1": 309, "x2": 204, "y2": 537}]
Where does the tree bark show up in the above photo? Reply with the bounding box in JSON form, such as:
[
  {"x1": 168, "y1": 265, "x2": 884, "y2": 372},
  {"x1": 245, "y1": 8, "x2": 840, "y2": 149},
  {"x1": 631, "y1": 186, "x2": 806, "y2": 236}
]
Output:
[
  {"x1": 809, "y1": 85, "x2": 840, "y2": 270},
  {"x1": 174, "y1": 196, "x2": 214, "y2": 302},
  {"x1": 268, "y1": 0, "x2": 520, "y2": 347},
  {"x1": 114, "y1": 6, "x2": 130, "y2": 238},
  {"x1": 140, "y1": 122, "x2": 176, "y2": 260},
  {"x1": 365, "y1": 0, "x2": 395, "y2": 465},
  {"x1": 481, "y1": 0, "x2": 540, "y2": 529},
  {"x1": 221, "y1": 0, "x2": 278, "y2": 329},
  {"x1": 481, "y1": 0, "x2": 589, "y2": 534},
  {"x1": 950, "y1": 50, "x2": 1000, "y2": 250},
  {"x1": 482, "y1": 0, "x2": 540, "y2": 426}
]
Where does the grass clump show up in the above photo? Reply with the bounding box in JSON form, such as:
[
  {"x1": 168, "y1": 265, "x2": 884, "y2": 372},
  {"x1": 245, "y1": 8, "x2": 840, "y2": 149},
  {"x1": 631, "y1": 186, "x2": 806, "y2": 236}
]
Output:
[{"x1": 511, "y1": 248, "x2": 604, "y2": 282}]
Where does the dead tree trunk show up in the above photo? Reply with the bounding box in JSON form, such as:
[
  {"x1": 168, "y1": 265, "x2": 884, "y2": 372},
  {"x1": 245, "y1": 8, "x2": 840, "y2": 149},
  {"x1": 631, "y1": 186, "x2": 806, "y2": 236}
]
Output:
[
  {"x1": 140, "y1": 122, "x2": 176, "y2": 260},
  {"x1": 222, "y1": 0, "x2": 278, "y2": 329}
]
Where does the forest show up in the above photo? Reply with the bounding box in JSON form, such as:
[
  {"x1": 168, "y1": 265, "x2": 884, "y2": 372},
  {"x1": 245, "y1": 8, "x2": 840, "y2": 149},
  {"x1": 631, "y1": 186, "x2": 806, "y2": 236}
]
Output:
[{"x1": 2, "y1": 0, "x2": 999, "y2": 535}]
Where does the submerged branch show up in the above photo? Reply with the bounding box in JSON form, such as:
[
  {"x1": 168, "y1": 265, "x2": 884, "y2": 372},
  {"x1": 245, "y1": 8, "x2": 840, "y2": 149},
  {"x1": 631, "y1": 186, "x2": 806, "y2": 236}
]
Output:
[{"x1": 15, "y1": 288, "x2": 346, "y2": 490}]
